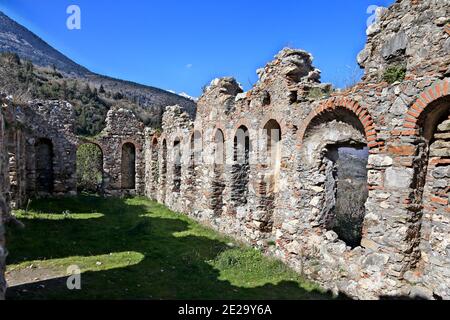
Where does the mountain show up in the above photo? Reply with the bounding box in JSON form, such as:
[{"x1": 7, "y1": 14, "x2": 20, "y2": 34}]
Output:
[{"x1": 0, "y1": 11, "x2": 196, "y2": 118}]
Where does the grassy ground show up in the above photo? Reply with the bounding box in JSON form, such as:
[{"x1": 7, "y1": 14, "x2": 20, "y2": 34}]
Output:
[{"x1": 6, "y1": 196, "x2": 333, "y2": 300}]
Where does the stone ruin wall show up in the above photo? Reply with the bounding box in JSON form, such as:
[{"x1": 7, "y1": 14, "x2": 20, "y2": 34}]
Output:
[
  {"x1": 0, "y1": 0, "x2": 449, "y2": 301},
  {"x1": 145, "y1": 0, "x2": 450, "y2": 299},
  {"x1": 0, "y1": 98, "x2": 9, "y2": 300},
  {"x1": 0, "y1": 98, "x2": 146, "y2": 300},
  {"x1": 95, "y1": 107, "x2": 145, "y2": 197},
  {"x1": 7, "y1": 101, "x2": 146, "y2": 200}
]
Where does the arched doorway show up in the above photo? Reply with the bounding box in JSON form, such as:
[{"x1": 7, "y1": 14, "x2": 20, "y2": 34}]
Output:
[
  {"x1": 211, "y1": 129, "x2": 226, "y2": 216},
  {"x1": 35, "y1": 138, "x2": 54, "y2": 195},
  {"x1": 173, "y1": 138, "x2": 182, "y2": 193},
  {"x1": 76, "y1": 143, "x2": 103, "y2": 194},
  {"x1": 121, "y1": 142, "x2": 136, "y2": 190},
  {"x1": 254, "y1": 120, "x2": 283, "y2": 233},
  {"x1": 263, "y1": 120, "x2": 281, "y2": 190},
  {"x1": 150, "y1": 138, "x2": 159, "y2": 196},
  {"x1": 414, "y1": 95, "x2": 450, "y2": 283},
  {"x1": 300, "y1": 108, "x2": 369, "y2": 248},
  {"x1": 231, "y1": 126, "x2": 250, "y2": 206}
]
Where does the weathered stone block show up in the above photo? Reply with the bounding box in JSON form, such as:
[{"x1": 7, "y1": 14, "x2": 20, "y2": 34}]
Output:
[
  {"x1": 381, "y1": 31, "x2": 408, "y2": 60},
  {"x1": 281, "y1": 220, "x2": 299, "y2": 234},
  {"x1": 437, "y1": 120, "x2": 450, "y2": 132},
  {"x1": 368, "y1": 170, "x2": 383, "y2": 185},
  {"x1": 325, "y1": 230, "x2": 339, "y2": 242},
  {"x1": 285, "y1": 240, "x2": 302, "y2": 255},
  {"x1": 368, "y1": 155, "x2": 393, "y2": 168},
  {"x1": 430, "y1": 148, "x2": 450, "y2": 157},
  {"x1": 385, "y1": 167, "x2": 413, "y2": 189}
]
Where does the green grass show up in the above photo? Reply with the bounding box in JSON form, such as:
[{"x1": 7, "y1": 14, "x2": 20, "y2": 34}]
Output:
[{"x1": 6, "y1": 196, "x2": 332, "y2": 300}]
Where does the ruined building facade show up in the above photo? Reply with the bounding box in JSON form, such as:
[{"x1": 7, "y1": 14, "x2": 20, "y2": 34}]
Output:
[
  {"x1": 0, "y1": 0, "x2": 449, "y2": 300},
  {"x1": 0, "y1": 100, "x2": 146, "y2": 299},
  {"x1": 145, "y1": 0, "x2": 450, "y2": 299}
]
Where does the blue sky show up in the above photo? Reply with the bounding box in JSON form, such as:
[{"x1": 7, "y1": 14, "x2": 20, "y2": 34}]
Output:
[{"x1": 0, "y1": 0, "x2": 394, "y2": 97}]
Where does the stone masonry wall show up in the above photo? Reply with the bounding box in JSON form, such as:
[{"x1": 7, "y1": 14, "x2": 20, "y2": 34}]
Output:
[
  {"x1": 97, "y1": 107, "x2": 145, "y2": 197},
  {"x1": 144, "y1": 0, "x2": 450, "y2": 299},
  {"x1": 0, "y1": 96, "x2": 9, "y2": 300},
  {"x1": 19, "y1": 102, "x2": 146, "y2": 198},
  {"x1": 0, "y1": 0, "x2": 448, "y2": 301},
  {"x1": 23, "y1": 100, "x2": 79, "y2": 197},
  {"x1": 0, "y1": 100, "x2": 146, "y2": 298}
]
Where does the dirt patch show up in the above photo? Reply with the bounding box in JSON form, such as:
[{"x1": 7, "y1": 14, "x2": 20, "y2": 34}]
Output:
[{"x1": 6, "y1": 266, "x2": 64, "y2": 287}]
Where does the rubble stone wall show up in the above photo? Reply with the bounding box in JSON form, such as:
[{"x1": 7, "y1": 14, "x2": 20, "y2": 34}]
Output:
[
  {"x1": 16, "y1": 103, "x2": 146, "y2": 198},
  {"x1": 144, "y1": 0, "x2": 450, "y2": 299},
  {"x1": 0, "y1": 100, "x2": 146, "y2": 299},
  {"x1": 0, "y1": 98, "x2": 9, "y2": 300},
  {"x1": 23, "y1": 100, "x2": 79, "y2": 197},
  {"x1": 0, "y1": 0, "x2": 448, "y2": 301},
  {"x1": 96, "y1": 107, "x2": 145, "y2": 197}
]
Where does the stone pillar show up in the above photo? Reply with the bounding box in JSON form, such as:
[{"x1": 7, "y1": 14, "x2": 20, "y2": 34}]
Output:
[
  {"x1": 0, "y1": 213, "x2": 6, "y2": 300},
  {"x1": 0, "y1": 107, "x2": 8, "y2": 300},
  {"x1": 364, "y1": 151, "x2": 418, "y2": 279},
  {"x1": 145, "y1": 135, "x2": 160, "y2": 201},
  {"x1": 158, "y1": 140, "x2": 168, "y2": 204}
]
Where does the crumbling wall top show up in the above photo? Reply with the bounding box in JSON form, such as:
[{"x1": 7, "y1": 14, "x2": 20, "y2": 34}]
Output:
[
  {"x1": 358, "y1": 0, "x2": 450, "y2": 82},
  {"x1": 256, "y1": 48, "x2": 321, "y2": 85},
  {"x1": 103, "y1": 107, "x2": 145, "y2": 137},
  {"x1": 162, "y1": 105, "x2": 193, "y2": 135}
]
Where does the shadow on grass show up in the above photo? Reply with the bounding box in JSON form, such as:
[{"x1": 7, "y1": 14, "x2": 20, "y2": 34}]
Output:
[{"x1": 6, "y1": 196, "x2": 344, "y2": 300}]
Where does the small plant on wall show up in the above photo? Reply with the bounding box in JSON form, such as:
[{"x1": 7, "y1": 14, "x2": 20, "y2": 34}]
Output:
[{"x1": 382, "y1": 64, "x2": 406, "y2": 84}]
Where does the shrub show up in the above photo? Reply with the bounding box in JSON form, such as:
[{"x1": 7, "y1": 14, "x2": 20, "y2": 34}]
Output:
[
  {"x1": 383, "y1": 65, "x2": 406, "y2": 84},
  {"x1": 307, "y1": 86, "x2": 332, "y2": 101},
  {"x1": 76, "y1": 144, "x2": 103, "y2": 193}
]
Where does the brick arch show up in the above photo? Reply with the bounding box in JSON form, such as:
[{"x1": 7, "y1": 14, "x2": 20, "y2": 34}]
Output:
[
  {"x1": 76, "y1": 138, "x2": 105, "y2": 156},
  {"x1": 171, "y1": 134, "x2": 184, "y2": 146},
  {"x1": 297, "y1": 97, "x2": 378, "y2": 149},
  {"x1": 233, "y1": 118, "x2": 252, "y2": 132},
  {"x1": 121, "y1": 139, "x2": 141, "y2": 152},
  {"x1": 233, "y1": 118, "x2": 257, "y2": 148},
  {"x1": 190, "y1": 127, "x2": 204, "y2": 138},
  {"x1": 188, "y1": 129, "x2": 202, "y2": 146},
  {"x1": 211, "y1": 124, "x2": 227, "y2": 142},
  {"x1": 160, "y1": 137, "x2": 168, "y2": 155},
  {"x1": 233, "y1": 122, "x2": 251, "y2": 141},
  {"x1": 189, "y1": 129, "x2": 204, "y2": 152},
  {"x1": 171, "y1": 134, "x2": 185, "y2": 163},
  {"x1": 233, "y1": 122, "x2": 251, "y2": 160},
  {"x1": 158, "y1": 135, "x2": 168, "y2": 148},
  {"x1": 188, "y1": 128, "x2": 203, "y2": 149},
  {"x1": 403, "y1": 79, "x2": 449, "y2": 134},
  {"x1": 259, "y1": 114, "x2": 288, "y2": 139}
]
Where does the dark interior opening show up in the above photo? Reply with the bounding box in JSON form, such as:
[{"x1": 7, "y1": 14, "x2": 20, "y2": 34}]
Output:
[
  {"x1": 173, "y1": 138, "x2": 181, "y2": 193},
  {"x1": 231, "y1": 126, "x2": 250, "y2": 206},
  {"x1": 324, "y1": 145, "x2": 369, "y2": 248},
  {"x1": 35, "y1": 138, "x2": 54, "y2": 195},
  {"x1": 121, "y1": 142, "x2": 136, "y2": 189}
]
